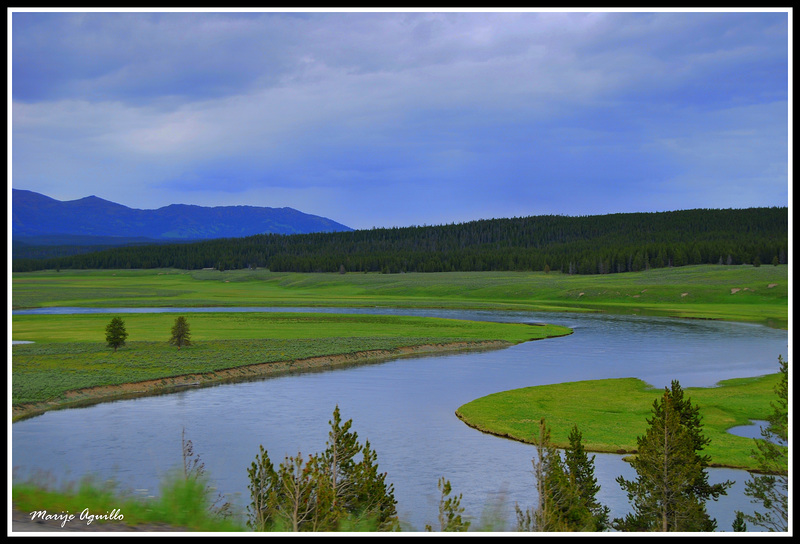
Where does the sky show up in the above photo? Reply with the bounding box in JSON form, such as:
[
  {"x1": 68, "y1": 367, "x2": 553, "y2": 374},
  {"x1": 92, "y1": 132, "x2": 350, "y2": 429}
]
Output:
[{"x1": 9, "y1": 8, "x2": 791, "y2": 230}]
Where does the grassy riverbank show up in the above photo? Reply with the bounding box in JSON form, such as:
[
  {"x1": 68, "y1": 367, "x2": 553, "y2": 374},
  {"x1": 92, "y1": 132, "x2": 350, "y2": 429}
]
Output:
[
  {"x1": 456, "y1": 372, "x2": 784, "y2": 472},
  {"x1": 11, "y1": 312, "x2": 570, "y2": 419},
  {"x1": 12, "y1": 264, "x2": 788, "y2": 328}
]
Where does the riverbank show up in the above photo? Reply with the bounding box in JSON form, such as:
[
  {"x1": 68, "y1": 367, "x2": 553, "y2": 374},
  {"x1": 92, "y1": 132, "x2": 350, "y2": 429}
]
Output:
[
  {"x1": 13, "y1": 339, "x2": 514, "y2": 422},
  {"x1": 12, "y1": 311, "x2": 571, "y2": 414}
]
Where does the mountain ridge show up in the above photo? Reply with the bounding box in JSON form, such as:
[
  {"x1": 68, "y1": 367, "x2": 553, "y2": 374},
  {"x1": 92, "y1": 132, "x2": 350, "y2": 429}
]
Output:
[{"x1": 12, "y1": 189, "x2": 353, "y2": 242}]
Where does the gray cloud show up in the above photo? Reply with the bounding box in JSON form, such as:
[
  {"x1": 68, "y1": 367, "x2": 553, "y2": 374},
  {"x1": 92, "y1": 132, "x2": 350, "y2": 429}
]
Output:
[{"x1": 11, "y1": 9, "x2": 789, "y2": 228}]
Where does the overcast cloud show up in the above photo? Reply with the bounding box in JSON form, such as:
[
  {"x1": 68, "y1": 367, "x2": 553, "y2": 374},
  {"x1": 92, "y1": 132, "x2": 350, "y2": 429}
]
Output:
[{"x1": 10, "y1": 9, "x2": 790, "y2": 229}]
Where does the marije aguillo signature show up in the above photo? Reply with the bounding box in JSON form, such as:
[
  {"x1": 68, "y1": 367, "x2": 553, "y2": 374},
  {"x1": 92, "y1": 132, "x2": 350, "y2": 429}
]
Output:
[{"x1": 27, "y1": 508, "x2": 124, "y2": 528}]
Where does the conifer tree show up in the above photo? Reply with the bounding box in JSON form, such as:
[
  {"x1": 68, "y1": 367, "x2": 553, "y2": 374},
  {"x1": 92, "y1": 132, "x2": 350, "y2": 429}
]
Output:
[
  {"x1": 273, "y1": 453, "x2": 317, "y2": 531},
  {"x1": 169, "y1": 316, "x2": 191, "y2": 349},
  {"x1": 246, "y1": 406, "x2": 399, "y2": 532},
  {"x1": 105, "y1": 316, "x2": 128, "y2": 352},
  {"x1": 516, "y1": 419, "x2": 607, "y2": 532},
  {"x1": 425, "y1": 477, "x2": 471, "y2": 532},
  {"x1": 246, "y1": 444, "x2": 279, "y2": 532},
  {"x1": 739, "y1": 357, "x2": 788, "y2": 532},
  {"x1": 664, "y1": 381, "x2": 732, "y2": 505},
  {"x1": 565, "y1": 425, "x2": 610, "y2": 531},
  {"x1": 614, "y1": 381, "x2": 731, "y2": 532},
  {"x1": 732, "y1": 511, "x2": 747, "y2": 532}
]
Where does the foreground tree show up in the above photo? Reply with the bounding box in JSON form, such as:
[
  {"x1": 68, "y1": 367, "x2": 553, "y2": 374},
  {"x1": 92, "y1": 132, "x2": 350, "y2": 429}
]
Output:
[
  {"x1": 564, "y1": 425, "x2": 611, "y2": 531},
  {"x1": 181, "y1": 428, "x2": 233, "y2": 519},
  {"x1": 425, "y1": 477, "x2": 471, "y2": 532},
  {"x1": 614, "y1": 381, "x2": 732, "y2": 532},
  {"x1": 738, "y1": 356, "x2": 789, "y2": 532},
  {"x1": 516, "y1": 419, "x2": 607, "y2": 532},
  {"x1": 169, "y1": 316, "x2": 191, "y2": 349},
  {"x1": 105, "y1": 316, "x2": 128, "y2": 352},
  {"x1": 247, "y1": 406, "x2": 399, "y2": 532}
]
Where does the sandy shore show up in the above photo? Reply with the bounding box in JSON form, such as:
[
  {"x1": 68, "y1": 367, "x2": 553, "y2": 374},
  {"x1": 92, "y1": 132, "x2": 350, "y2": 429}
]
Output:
[{"x1": 12, "y1": 340, "x2": 511, "y2": 422}]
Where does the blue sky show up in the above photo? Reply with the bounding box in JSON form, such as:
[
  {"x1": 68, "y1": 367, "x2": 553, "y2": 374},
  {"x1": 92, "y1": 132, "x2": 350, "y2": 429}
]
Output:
[{"x1": 9, "y1": 9, "x2": 790, "y2": 230}]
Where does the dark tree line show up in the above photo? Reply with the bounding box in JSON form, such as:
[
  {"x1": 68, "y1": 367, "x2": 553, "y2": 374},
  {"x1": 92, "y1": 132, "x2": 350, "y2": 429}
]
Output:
[{"x1": 13, "y1": 207, "x2": 788, "y2": 275}]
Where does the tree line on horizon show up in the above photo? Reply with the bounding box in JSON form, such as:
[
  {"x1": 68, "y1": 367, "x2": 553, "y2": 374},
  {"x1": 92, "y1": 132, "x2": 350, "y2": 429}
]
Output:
[{"x1": 12, "y1": 207, "x2": 788, "y2": 275}]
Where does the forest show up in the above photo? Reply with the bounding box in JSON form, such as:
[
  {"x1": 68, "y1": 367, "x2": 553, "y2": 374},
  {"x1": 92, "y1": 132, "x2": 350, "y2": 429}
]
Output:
[{"x1": 12, "y1": 207, "x2": 788, "y2": 275}]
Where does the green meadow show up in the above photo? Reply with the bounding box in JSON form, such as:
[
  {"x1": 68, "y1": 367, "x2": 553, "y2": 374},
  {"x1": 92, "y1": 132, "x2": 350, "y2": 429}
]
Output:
[
  {"x1": 12, "y1": 264, "x2": 788, "y2": 328},
  {"x1": 11, "y1": 311, "x2": 570, "y2": 409},
  {"x1": 456, "y1": 373, "x2": 784, "y2": 472},
  {"x1": 12, "y1": 311, "x2": 564, "y2": 344}
]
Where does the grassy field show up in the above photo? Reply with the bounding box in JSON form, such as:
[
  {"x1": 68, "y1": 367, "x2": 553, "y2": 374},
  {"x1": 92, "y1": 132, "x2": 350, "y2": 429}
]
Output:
[
  {"x1": 11, "y1": 311, "x2": 570, "y2": 410},
  {"x1": 455, "y1": 373, "x2": 784, "y2": 471},
  {"x1": 11, "y1": 311, "x2": 564, "y2": 344},
  {"x1": 11, "y1": 264, "x2": 789, "y2": 327}
]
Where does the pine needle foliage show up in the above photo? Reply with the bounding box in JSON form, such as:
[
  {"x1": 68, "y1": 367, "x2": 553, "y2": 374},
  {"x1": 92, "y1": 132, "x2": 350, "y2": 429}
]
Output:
[
  {"x1": 104, "y1": 316, "x2": 128, "y2": 352},
  {"x1": 516, "y1": 419, "x2": 608, "y2": 532},
  {"x1": 614, "y1": 381, "x2": 732, "y2": 532},
  {"x1": 738, "y1": 356, "x2": 789, "y2": 532},
  {"x1": 425, "y1": 477, "x2": 471, "y2": 532},
  {"x1": 247, "y1": 406, "x2": 399, "y2": 532},
  {"x1": 169, "y1": 316, "x2": 191, "y2": 349}
]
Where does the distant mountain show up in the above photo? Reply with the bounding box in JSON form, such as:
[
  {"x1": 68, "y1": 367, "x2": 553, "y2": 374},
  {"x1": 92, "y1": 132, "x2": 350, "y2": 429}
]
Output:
[{"x1": 12, "y1": 189, "x2": 353, "y2": 243}]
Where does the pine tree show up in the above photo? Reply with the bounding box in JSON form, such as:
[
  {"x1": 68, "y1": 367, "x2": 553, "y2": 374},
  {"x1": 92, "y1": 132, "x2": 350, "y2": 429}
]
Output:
[
  {"x1": 516, "y1": 418, "x2": 562, "y2": 531},
  {"x1": 732, "y1": 511, "x2": 747, "y2": 532},
  {"x1": 425, "y1": 477, "x2": 471, "y2": 532},
  {"x1": 169, "y1": 316, "x2": 191, "y2": 349},
  {"x1": 105, "y1": 316, "x2": 128, "y2": 352},
  {"x1": 664, "y1": 381, "x2": 732, "y2": 505},
  {"x1": 564, "y1": 425, "x2": 610, "y2": 531},
  {"x1": 516, "y1": 419, "x2": 606, "y2": 532},
  {"x1": 613, "y1": 381, "x2": 731, "y2": 532},
  {"x1": 246, "y1": 444, "x2": 279, "y2": 532},
  {"x1": 739, "y1": 357, "x2": 788, "y2": 532},
  {"x1": 246, "y1": 406, "x2": 399, "y2": 532},
  {"x1": 273, "y1": 453, "x2": 317, "y2": 531}
]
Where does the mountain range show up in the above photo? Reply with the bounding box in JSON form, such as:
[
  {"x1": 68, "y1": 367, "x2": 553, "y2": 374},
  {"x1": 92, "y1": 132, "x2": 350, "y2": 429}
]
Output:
[{"x1": 12, "y1": 189, "x2": 352, "y2": 244}]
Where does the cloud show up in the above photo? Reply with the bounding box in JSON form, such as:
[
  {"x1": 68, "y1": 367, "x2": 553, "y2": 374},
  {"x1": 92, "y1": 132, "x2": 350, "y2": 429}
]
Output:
[{"x1": 10, "y1": 10, "x2": 789, "y2": 228}]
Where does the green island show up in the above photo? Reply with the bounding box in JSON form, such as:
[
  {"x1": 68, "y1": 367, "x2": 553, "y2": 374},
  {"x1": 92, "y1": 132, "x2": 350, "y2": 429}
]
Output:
[{"x1": 455, "y1": 373, "x2": 784, "y2": 472}]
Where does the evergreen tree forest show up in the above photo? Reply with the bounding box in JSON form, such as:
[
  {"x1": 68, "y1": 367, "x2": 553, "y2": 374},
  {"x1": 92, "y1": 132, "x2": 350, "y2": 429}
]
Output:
[{"x1": 13, "y1": 207, "x2": 788, "y2": 275}]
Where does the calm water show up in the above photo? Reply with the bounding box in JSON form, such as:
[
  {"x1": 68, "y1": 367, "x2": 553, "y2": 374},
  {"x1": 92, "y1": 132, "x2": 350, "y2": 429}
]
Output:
[{"x1": 11, "y1": 308, "x2": 788, "y2": 532}]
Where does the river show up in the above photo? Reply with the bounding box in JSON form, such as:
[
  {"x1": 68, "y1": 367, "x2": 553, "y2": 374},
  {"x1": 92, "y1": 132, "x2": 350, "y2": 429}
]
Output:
[{"x1": 11, "y1": 307, "x2": 788, "y2": 532}]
